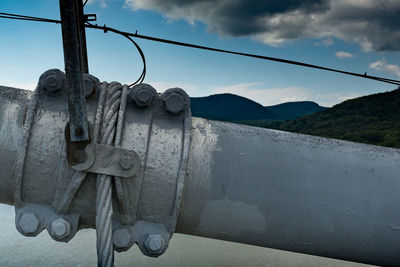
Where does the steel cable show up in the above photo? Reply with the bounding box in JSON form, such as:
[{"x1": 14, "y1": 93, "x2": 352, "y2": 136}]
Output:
[{"x1": 94, "y1": 82, "x2": 124, "y2": 267}]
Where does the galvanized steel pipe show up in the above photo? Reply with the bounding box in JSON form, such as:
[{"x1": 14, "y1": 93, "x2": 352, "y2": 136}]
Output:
[
  {"x1": 177, "y1": 118, "x2": 400, "y2": 266},
  {"x1": 1, "y1": 86, "x2": 400, "y2": 266}
]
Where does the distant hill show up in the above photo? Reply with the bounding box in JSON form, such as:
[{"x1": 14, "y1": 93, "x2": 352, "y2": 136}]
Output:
[
  {"x1": 267, "y1": 101, "x2": 326, "y2": 120},
  {"x1": 190, "y1": 93, "x2": 326, "y2": 123},
  {"x1": 272, "y1": 89, "x2": 400, "y2": 149}
]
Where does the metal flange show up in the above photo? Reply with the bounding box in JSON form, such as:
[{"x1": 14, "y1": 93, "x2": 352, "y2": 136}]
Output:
[{"x1": 12, "y1": 70, "x2": 192, "y2": 259}]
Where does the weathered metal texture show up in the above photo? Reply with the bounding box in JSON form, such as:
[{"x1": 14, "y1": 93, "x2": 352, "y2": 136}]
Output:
[
  {"x1": 3, "y1": 81, "x2": 400, "y2": 266},
  {"x1": 76, "y1": 0, "x2": 89, "y2": 74},
  {"x1": 113, "y1": 84, "x2": 191, "y2": 256},
  {"x1": 0, "y1": 86, "x2": 30, "y2": 205},
  {"x1": 59, "y1": 0, "x2": 89, "y2": 142},
  {"x1": 0, "y1": 72, "x2": 191, "y2": 259},
  {"x1": 70, "y1": 143, "x2": 141, "y2": 177},
  {"x1": 177, "y1": 118, "x2": 400, "y2": 267}
]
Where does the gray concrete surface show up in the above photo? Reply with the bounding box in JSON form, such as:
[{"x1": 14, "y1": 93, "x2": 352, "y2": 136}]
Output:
[{"x1": 0, "y1": 204, "x2": 374, "y2": 267}]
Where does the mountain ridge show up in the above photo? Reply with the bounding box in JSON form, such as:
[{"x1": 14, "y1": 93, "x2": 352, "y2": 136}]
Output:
[
  {"x1": 190, "y1": 93, "x2": 326, "y2": 122},
  {"x1": 272, "y1": 88, "x2": 400, "y2": 148}
]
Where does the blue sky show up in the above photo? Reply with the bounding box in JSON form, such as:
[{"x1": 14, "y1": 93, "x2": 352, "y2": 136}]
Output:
[{"x1": 1, "y1": 0, "x2": 399, "y2": 106}]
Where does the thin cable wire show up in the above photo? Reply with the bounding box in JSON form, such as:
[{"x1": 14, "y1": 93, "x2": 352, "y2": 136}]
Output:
[
  {"x1": 85, "y1": 23, "x2": 400, "y2": 86},
  {"x1": 1, "y1": 11, "x2": 399, "y2": 86},
  {"x1": 122, "y1": 34, "x2": 146, "y2": 86},
  {"x1": 0, "y1": 12, "x2": 60, "y2": 24},
  {"x1": 85, "y1": 22, "x2": 146, "y2": 86},
  {"x1": 83, "y1": 0, "x2": 89, "y2": 7},
  {"x1": 0, "y1": 12, "x2": 146, "y2": 86}
]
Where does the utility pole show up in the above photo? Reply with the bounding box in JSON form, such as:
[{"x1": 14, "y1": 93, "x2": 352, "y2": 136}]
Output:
[
  {"x1": 59, "y1": 2, "x2": 115, "y2": 266},
  {"x1": 59, "y1": 0, "x2": 89, "y2": 142}
]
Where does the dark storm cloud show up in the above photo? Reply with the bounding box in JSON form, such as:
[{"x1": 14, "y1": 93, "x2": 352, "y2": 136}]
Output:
[{"x1": 125, "y1": 0, "x2": 400, "y2": 52}]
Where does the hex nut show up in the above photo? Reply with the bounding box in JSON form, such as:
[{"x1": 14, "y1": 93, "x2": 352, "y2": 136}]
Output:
[
  {"x1": 19, "y1": 213, "x2": 40, "y2": 234},
  {"x1": 163, "y1": 92, "x2": 185, "y2": 114},
  {"x1": 82, "y1": 74, "x2": 100, "y2": 98},
  {"x1": 129, "y1": 84, "x2": 156, "y2": 108},
  {"x1": 51, "y1": 218, "x2": 71, "y2": 239},
  {"x1": 144, "y1": 234, "x2": 165, "y2": 254},
  {"x1": 135, "y1": 90, "x2": 152, "y2": 106},
  {"x1": 42, "y1": 70, "x2": 65, "y2": 96},
  {"x1": 113, "y1": 229, "x2": 131, "y2": 249},
  {"x1": 83, "y1": 77, "x2": 95, "y2": 98}
]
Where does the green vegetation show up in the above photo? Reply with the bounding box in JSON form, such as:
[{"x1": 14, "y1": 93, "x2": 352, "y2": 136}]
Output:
[
  {"x1": 190, "y1": 89, "x2": 400, "y2": 149},
  {"x1": 270, "y1": 89, "x2": 400, "y2": 149}
]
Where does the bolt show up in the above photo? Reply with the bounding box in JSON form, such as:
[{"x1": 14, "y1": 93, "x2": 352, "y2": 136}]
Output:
[
  {"x1": 113, "y1": 229, "x2": 131, "y2": 249},
  {"x1": 75, "y1": 127, "x2": 84, "y2": 136},
  {"x1": 83, "y1": 77, "x2": 96, "y2": 98},
  {"x1": 130, "y1": 84, "x2": 156, "y2": 108},
  {"x1": 74, "y1": 149, "x2": 87, "y2": 163},
  {"x1": 135, "y1": 90, "x2": 152, "y2": 106},
  {"x1": 51, "y1": 218, "x2": 71, "y2": 239},
  {"x1": 44, "y1": 74, "x2": 63, "y2": 96},
  {"x1": 18, "y1": 213, "x2": 39, "y2": 234},
  {"x1": 163, "y1": 92, "x2": 185, "y2": 114},
  {"x1": 144, "y1": 234, "x2": 165, "y2": 254},
  {"x1": 119, "y1": 154, "x2": 133, "y2": 170}
]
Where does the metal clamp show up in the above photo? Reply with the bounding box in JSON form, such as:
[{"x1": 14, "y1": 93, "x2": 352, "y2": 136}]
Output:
[
  {"x1": 66, "y1": 141, "x2": 141, "y2": 178},
  {"x1": 12, "y1": 70, "x2": 192, "y2": 262}
]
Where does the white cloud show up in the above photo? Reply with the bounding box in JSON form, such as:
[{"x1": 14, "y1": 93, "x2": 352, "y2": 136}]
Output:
[
  {"x1": 87, "y1": 0, "x2": 107, "y2": 8},
  {"x1": 314, "y1": 92, "x2": 363, "y2": 107},
  {"x1": 322, "y1": 37, "x2": 334, "y2": 46},
  {"x1": 369, "y1": 59, "x2": 400, "y2": 79},
  {"x1": 124, "y1": 0, "x2": 400, "y2": 52},
  {"x1": 212, "y1": 83, "x2": 308, "y2": 106},
  {"x1": 335, "y1": 51, "x2": 354, "y2": 59}
]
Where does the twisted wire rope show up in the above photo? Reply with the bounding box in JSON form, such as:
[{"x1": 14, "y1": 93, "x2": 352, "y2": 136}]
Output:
[{"x1": 94, "y1": 82, "x2": 124, "y2": 267}]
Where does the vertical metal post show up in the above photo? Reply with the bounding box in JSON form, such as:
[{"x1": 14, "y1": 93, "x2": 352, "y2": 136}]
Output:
[
  {"x1": 77, "y1": 0, "x2": 89, "y2": 73},
  {"x1": 59, "y1": 0, "x2": 89, "y2": 142}
]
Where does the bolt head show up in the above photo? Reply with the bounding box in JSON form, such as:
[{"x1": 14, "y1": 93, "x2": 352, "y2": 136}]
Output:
[
  {"x1": 75, "y1": 127, "x2": 84, "y2": 136},
  {"x1": 83, "y1": 77, "x2": 96, "y2": 98},
  {"x1": 73, "y1": 149, "x2": 87, "y2": 163},
  {"x1": 145, "y1": 234, "x2": 165, "y2": 254},
  {"x1": 51, "y1": 218, "x2": 71, "y2": 239},
  {"x1": 19, "y1": 213, "x2": 40, "y2": 234},
  {"x1": 136, "y1": 90, "x2": 152, "y2": 106},
  {"x1": 113, "y1": 229, "x2": 131, "y2": 249},
  {"x1": 130, "y1": 84, "x2": 156, "y2": 108},
  {"x1": 119, "y1": 155, "x2": 133, "y2": 170},
  {"x1": 44, "y1": 74, "x2": 64, "y2": 96},
  {"x1": 163, "y1": 92, "x2": 185, "y2": 114}
]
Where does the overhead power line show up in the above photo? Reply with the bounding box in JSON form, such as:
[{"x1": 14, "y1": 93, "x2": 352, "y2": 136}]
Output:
[
  {"x1": 1, "y1": 11, "x2": 399, "y2": 87},
  {"x1": 85, "y1": 23, "x2": 400, "y2": 86},
  {"x1": 0, "y1": 12, "x2": 61, "y2": 24}
]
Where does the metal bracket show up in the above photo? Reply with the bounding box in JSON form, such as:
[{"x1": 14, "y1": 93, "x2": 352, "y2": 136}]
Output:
[
  {"x1": 73, "y1": 143, "x2": 140, "y2": 178},
  {"x1": 84, "y1": 14, "x2": 97, "y2": 22},
  {"x1": 65, "y1": 126, "x2": 140, "y2": 178}
]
